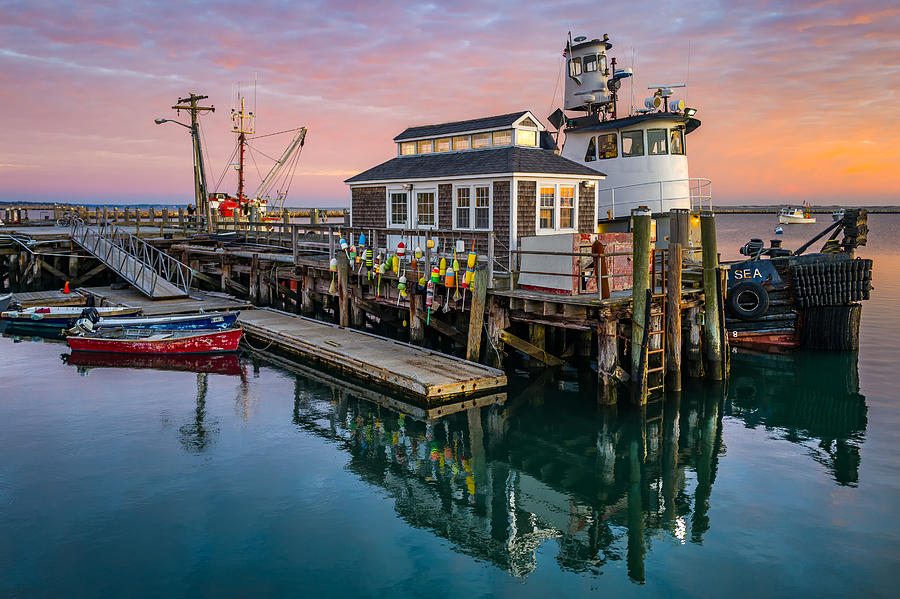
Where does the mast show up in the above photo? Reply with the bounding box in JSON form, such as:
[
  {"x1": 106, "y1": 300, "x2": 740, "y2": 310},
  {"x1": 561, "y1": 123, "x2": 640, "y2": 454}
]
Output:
[{"x1": 231, "y1": 96, "x2": 254, "y2": 206}]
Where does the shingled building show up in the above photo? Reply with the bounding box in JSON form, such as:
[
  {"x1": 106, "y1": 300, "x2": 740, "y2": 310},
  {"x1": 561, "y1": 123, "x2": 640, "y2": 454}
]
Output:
[{"x1": 345, "y1": 111, "x2": 605, "y2": 259}]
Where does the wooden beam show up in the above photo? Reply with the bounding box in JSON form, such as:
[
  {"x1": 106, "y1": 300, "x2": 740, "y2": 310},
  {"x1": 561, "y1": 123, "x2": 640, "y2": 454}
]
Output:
[
  {"x1": 417, "y1": 310, "x2": 467, "y2": 345},
  {"x1": 39, "y1": 259, "x2": 68, "y2": 281},
  {"x1": 466, "y1": 267, "x2": 488, "y2": 362},
  {"x1": 498, "y1": 329, "x2": 565, "y2": 367}
]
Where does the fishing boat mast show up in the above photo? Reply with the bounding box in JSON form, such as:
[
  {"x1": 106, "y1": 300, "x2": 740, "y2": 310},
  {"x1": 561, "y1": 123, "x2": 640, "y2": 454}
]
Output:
[{"x1": 231, "y1": 97, "x2": 254, "y2": 207}]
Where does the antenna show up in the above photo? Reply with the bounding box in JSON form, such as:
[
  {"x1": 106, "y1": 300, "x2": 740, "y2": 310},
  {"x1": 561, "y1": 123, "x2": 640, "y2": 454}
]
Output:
[{"x1": 630, "y1": 47, "x2": 635, "y2": 117}]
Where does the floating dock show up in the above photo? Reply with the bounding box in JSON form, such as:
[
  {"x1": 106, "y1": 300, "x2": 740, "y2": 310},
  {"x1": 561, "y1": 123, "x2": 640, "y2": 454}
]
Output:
[{"x1": 238, "y1": 308, "x2": 506, "y2": 403}]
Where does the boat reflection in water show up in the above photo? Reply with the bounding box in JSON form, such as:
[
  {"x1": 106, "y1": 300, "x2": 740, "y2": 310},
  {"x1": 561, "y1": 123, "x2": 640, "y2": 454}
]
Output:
[
  {"x1": 274, "y1": 347, "x2": 866, "y2": 582},
  {"x1": 63, "y1": 350, "x2": 244, "y2": 377}
]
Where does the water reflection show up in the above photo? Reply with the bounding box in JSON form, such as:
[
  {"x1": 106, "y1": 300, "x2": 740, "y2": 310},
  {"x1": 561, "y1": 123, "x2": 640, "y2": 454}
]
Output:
[
  {"x1": 178, "y1": 373, "x2": 219, "y2": 452},
  {"x1": 275, "y1": 347, "x2": 866, "y2": 581}
]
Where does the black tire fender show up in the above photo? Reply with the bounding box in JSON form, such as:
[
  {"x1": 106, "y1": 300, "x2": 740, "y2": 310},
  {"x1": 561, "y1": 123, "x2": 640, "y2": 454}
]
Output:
[{"x1": 727, "y1": 281, "x2": 769, "y2": 320}]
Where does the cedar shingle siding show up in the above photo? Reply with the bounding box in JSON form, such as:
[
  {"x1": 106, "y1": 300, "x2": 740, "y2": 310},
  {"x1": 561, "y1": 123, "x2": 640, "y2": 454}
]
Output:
[
  {"x1": 578, "y1": 182, "x2": 594, "y2": 234},
  {"x1": 517, "y1": 181, "x2": 536, "y2": 238},
  {"x1": 438, "y1": 184, "x2": 452, "y2": 230},
  {"x1": 351, "y1": 186, "x2": 386, "y2": 228},
  {"x1": 492, "y1": 181, "x2": 511, "y2": 267}
]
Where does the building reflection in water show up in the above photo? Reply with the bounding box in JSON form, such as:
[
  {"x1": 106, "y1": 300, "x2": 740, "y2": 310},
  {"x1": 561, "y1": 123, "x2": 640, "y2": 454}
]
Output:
[{"x1": 275, "y1": 349, "x2": 866, "y2": 581}]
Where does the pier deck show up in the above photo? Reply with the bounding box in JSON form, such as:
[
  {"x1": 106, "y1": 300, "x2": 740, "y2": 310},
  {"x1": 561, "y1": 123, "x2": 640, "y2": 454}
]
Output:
[{"x1": 237, "y1": 308, "x2": 507, "y2": 403}]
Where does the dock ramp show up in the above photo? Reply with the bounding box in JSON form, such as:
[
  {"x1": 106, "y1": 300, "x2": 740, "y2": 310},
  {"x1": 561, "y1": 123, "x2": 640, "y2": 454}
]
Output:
[
  {"x1": 70, "y1": 222, "x2": 192, "y2": 299},
  {"x1": 238, "y1": 308, "x2": 507, "y2": 403}
]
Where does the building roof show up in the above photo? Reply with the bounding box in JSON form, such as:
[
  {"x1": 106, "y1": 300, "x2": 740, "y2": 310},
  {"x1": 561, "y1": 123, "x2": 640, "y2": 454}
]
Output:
[
  {"x1": 345, "y1": 146, "x2": 605, "y2": 184},
  {"x1": 393, "y1": 112, "x2": 532, "y2": 141}
]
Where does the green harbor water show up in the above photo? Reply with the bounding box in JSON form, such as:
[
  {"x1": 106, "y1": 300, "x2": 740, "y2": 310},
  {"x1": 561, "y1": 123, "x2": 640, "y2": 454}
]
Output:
[{"x1": 1, "y1": 214, "x2": 899, "y2": 597}]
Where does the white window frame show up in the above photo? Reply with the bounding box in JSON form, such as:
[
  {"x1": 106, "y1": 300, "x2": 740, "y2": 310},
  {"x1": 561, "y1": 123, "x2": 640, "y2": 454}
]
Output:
[
  {"x1": 535, "y1": 181, "x2": 579, "y2": 234},
  {"x1": 413, "y1": 188, "x2": 438, "y2": 229},
  {"x1": 386, "y1": 188, "x2": 410, "y2": 229},
  {"x1": 452, "y1": 181, "x2": 493, "y2": 231}
]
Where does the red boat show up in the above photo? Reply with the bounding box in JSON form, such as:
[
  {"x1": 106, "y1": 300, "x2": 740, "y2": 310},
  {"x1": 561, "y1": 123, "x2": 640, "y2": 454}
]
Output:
[
  {"x1": 67, "y1": 328, "x2": 242, "y2": 354},
  {"x1": 65, "y1": 351, "x2": 244, "y2": 375}
]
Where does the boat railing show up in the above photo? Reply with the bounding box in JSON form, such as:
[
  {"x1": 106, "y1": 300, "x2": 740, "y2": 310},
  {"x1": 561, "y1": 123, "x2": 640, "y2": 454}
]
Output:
[
  {"x1": 598, "y1": 177, "x2": 712, "y2": 218},
  {"x1": 71, "y1": 220, "x2": 194, "y2": 296}
]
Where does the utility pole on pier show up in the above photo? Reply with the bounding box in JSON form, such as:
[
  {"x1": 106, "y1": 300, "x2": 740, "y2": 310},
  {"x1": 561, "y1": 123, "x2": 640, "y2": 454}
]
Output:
[{"x1": 171, "y1": 93, "x2": 215, "y2": 233}]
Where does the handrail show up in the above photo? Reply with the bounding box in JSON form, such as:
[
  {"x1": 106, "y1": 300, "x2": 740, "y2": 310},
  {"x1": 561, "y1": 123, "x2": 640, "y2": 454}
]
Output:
[
  {"x1": 70, "y1": 221, "x2": 193, "y2": 296},
  {"x1": 598, "y1": 177, "x2": 712, "y2": 218}
]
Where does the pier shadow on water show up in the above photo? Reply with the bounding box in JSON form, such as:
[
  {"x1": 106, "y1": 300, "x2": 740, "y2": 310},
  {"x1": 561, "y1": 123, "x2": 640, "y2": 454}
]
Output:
[{"x1": 262, "y1": 346, "x2": 867, "y2": 583}]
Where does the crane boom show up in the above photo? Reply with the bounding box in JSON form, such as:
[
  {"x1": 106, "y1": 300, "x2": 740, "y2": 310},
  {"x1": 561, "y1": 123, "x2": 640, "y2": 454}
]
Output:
[{"x1": 253, "y1": 126, "x2": 307, "y2": 203}]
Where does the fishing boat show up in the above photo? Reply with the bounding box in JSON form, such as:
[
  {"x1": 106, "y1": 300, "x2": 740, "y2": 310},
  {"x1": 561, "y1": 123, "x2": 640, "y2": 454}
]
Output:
[
  {"x1": 0, "y1": 293, "x2": 11, "y2": 313},
  {"x1": 67, "y1": 328, "x2": 242, "y2": 354},
  {"x1": 92, "y1": 311, "x2": 239, "y2": 331},
  {"x1": 778, "y1": 204, "x2": 816, "y2": 224},
  {"x1": 0, "y1": 305, "x2": 141, "y2": 331}
]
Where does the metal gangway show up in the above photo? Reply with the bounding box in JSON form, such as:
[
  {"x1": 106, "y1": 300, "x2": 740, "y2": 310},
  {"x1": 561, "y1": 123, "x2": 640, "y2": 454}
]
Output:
[{"x1": 70, "y1": 220, "x2": 193, "y2": 299}]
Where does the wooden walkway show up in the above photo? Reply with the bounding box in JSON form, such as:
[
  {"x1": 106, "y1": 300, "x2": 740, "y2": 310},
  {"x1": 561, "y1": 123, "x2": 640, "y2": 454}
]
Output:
[
  {"x1": 238, "y1": 308, "x2": 507, "y2": 403},
  {"x1": 11, "y1": 286, "x2": 250, "y2": 315}
]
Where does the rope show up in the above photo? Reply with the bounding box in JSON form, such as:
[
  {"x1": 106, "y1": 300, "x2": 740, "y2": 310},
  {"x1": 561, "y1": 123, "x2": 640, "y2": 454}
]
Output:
[{"x1": 240, "y1": 334, "x2": 276, "y2": 352}]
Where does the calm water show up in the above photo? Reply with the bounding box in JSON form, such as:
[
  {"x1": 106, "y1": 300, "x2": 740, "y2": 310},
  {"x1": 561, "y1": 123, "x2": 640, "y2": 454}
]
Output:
[{"x1": 2, "y1": 215, "x2": 899, "y2": 597}]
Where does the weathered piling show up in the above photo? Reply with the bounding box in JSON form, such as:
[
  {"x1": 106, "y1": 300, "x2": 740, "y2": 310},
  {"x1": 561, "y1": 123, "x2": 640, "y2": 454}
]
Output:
[
  {"x1": 666, "y1": 242, "x2": 683, "y2": 391},
  {"x1": 631, "y1": 208, "x2": 652, "y2": 403},
  {"x1": 466, "y1": 267, "x2": 488, "y2": 362},
  {"x1": 597, "y1": 318, "x2": 618, "y2": 405},
  {"x1": 700, "y1": 212, "x2": 723, "y2": 380}
]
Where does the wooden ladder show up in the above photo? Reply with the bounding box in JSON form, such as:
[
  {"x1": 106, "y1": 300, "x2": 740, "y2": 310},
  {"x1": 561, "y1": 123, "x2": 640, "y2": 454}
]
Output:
[{"x1": 646, "y1": 248, "x2": 667, "y2": 394}]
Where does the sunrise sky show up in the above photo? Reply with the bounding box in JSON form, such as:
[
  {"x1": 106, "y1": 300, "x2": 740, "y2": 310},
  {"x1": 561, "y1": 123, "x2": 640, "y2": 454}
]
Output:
[{"x1": 1, "y1": 0, "x2": 898, "y2": 207}]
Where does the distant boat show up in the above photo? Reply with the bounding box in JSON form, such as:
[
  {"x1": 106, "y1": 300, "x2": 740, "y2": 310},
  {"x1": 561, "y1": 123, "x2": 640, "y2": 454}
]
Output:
[
  {"x1": 778, "y1": 205, "x2": 816, "y2": 224},
  {"x1": 67, "y1": 328, "x2": 242, "y2": 355}
]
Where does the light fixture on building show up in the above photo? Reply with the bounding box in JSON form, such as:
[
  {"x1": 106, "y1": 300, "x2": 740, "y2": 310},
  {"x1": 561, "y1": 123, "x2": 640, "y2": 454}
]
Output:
[
  {"x1": 582, "y1": 180, "x2": 596, "y2": 187},
  {"x1": 684, "y1": 107, "x2": 697, "y2": 117},
  {"x1": 402, "y1": 183, "x2": 414, "y2": 191}
]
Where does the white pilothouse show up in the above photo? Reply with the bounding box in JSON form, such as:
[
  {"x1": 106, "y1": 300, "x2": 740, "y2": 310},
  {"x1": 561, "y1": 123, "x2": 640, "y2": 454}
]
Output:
[{"x1": 555, "y1": 34, "x2": 707, "y2": 242}]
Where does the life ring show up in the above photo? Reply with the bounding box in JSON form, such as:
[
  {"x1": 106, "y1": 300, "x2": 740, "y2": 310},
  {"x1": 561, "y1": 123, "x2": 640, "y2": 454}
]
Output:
[{"x1": 727, "y1": 281, "x2": 769, "y2": 320}]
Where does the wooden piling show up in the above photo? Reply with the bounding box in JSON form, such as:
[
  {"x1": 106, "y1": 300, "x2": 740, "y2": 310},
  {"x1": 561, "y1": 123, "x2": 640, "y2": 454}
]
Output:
[
  {"x1": 685, "y1": 306, "x2": 703, "y2": 378},
  {"x1": 466, "y1": 267, "x2": 488, "y2": 362},
  {"x1": 666, "y1": 242, "x2": 683, "y2": 391},
  {"x1": 249, "y1": 253, "x2": 260, "y2": 304},
  {"x1": 631, "y1": 208, "x2": 652, "y2": 403},
  {"x1": 337, "y1": 252, "x2": 350, "y2": 327},
  {"x1": 700, "y1": 212, "x2": 723, "y2": 380},
  {"x1": 597, "y1": 318, "x2": 618, "y2": 405}
]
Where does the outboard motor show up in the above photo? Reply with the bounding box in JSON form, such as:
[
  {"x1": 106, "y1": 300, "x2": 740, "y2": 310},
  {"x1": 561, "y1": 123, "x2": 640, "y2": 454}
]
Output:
[{"x1": 80, "y1": 307, "x2": 101, "y2": 324}]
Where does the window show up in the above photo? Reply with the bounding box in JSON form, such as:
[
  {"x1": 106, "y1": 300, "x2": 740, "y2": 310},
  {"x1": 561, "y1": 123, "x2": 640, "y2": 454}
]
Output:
[
  {"x1": 400, "y1": 142, "x2": 416, "y2": 156},
  {"x1": 599, "y1": 54, "x2": 608, "y2": 74},
  {"x1": 475, "y1": 186, "x2": 490, "y2": 229},
  {"x1": 584, "y1": 54, "x2": 597, "y2": 72},
  {"x1": 622, "y1": 130, "x2": 644, "y2": 157},
  {"x1": 456, "y1": 187, "x2": 470, "y2": 229},
  {"x1": 472, "y1": 132, "x2": 490, "y2": 148},
  {"x1": 559, "y1": 186, "x2": 574, "y2": 228},
  {"x1": 540, "y1": 187, "x2": 555, "y2": 229},
  {"x1": 417, "y1": 139, "x2": 433, "y2": 154},
  {"x1": 452, "y1": 135, "x2": 470, "y2": 150},
  {"x1": 435, "y1": 137, "x2": 450, "y2": 152},
  {"x1": 455, "y1": 184, "x2": 492, "y2": 230},
  {"x1": 416, "y1": 191, "x2": 436, "y2": 227},
  {"x1": 492, "y1": 129, "x2": 512, "y2": 146},
  {"x1": 584, "y1": 136, "x2": 597, "y2": 162},
  {"x1": 519, "y1": 117, "x2": 538, "y2": 128},
  {"x1": 390, "y1": 192, "x2": 407, "y2": 226},
  {"x1": 670, "y1": 128, "x2": 685, "y2": 155},
  {"x1": 517, "y1": 129, "x2": 537, "y2": 146},
  {"x1": 598, "y1": 133, "x2": 618, "y2": 159},
  {"x1": 648, "y1": 129, "x2": 668, "y2": 155},
  {"x1": 568, "y1": 57, "x2": 582, "y2": 77}
]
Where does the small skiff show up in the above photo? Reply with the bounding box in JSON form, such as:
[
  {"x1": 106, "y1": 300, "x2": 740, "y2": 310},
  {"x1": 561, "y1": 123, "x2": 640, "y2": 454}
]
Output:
[
  {"x1": 67, "y1": 327, "x2": 242, "y2": 354},
  {"x1": 95, "y1": 311, "x2": 239, "y2": 331},
  {"x1": 1, "y1": 305, "x2": 141, "y2": 327}
]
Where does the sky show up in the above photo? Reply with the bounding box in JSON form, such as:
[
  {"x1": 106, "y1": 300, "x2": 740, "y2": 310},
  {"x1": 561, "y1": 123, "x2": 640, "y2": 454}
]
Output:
[{"x1": 1, "y1": 0, "x2": 898, "y2": 207}]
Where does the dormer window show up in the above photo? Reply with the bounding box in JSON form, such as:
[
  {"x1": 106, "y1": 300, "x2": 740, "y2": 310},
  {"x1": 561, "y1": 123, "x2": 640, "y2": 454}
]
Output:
[
  {"x1": 517, "y1": 129, "x2": 537, "y2": 147},
  {"x1": 452, "y1": 135, "x2": 470, "y2": 150},
  {"x1": 493, "y1": 130, "x2": 512, "y2": 146},
  {"x1": 472, "y1": 133, "x2": 490, "y2": 149},
  {"x1": 435, "y1": 137, "x2": 451, "y2": 152},
  {"x1": 417, "y1": 139, "x2": 433, "y2": 154},
  {"x1": 400, "y1": 142, "x2": 416, "y2": 156}
]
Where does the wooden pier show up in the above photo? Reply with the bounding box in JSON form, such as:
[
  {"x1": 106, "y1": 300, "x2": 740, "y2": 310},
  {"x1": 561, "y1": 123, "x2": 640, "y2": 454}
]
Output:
[{"x1": 238, "y1": 308, "x2": 506, "y2": 403}]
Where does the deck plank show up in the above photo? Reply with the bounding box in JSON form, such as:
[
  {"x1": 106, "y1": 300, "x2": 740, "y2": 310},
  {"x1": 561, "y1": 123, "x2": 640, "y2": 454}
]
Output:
[{"x1": 237, "y1": 308, "x2": 506, "y2": 403}]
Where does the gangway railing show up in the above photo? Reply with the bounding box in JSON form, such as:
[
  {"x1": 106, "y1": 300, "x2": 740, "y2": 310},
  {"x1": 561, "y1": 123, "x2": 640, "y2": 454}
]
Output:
[{"x1": 70, "y1": 220, "x2": 193, "y2": 298}]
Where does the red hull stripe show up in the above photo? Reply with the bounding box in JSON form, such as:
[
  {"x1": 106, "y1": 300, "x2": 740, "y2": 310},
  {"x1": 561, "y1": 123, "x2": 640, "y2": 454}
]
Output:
[{"x1": 67, "y1": 329, "x2": 242, "y2": 354}]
